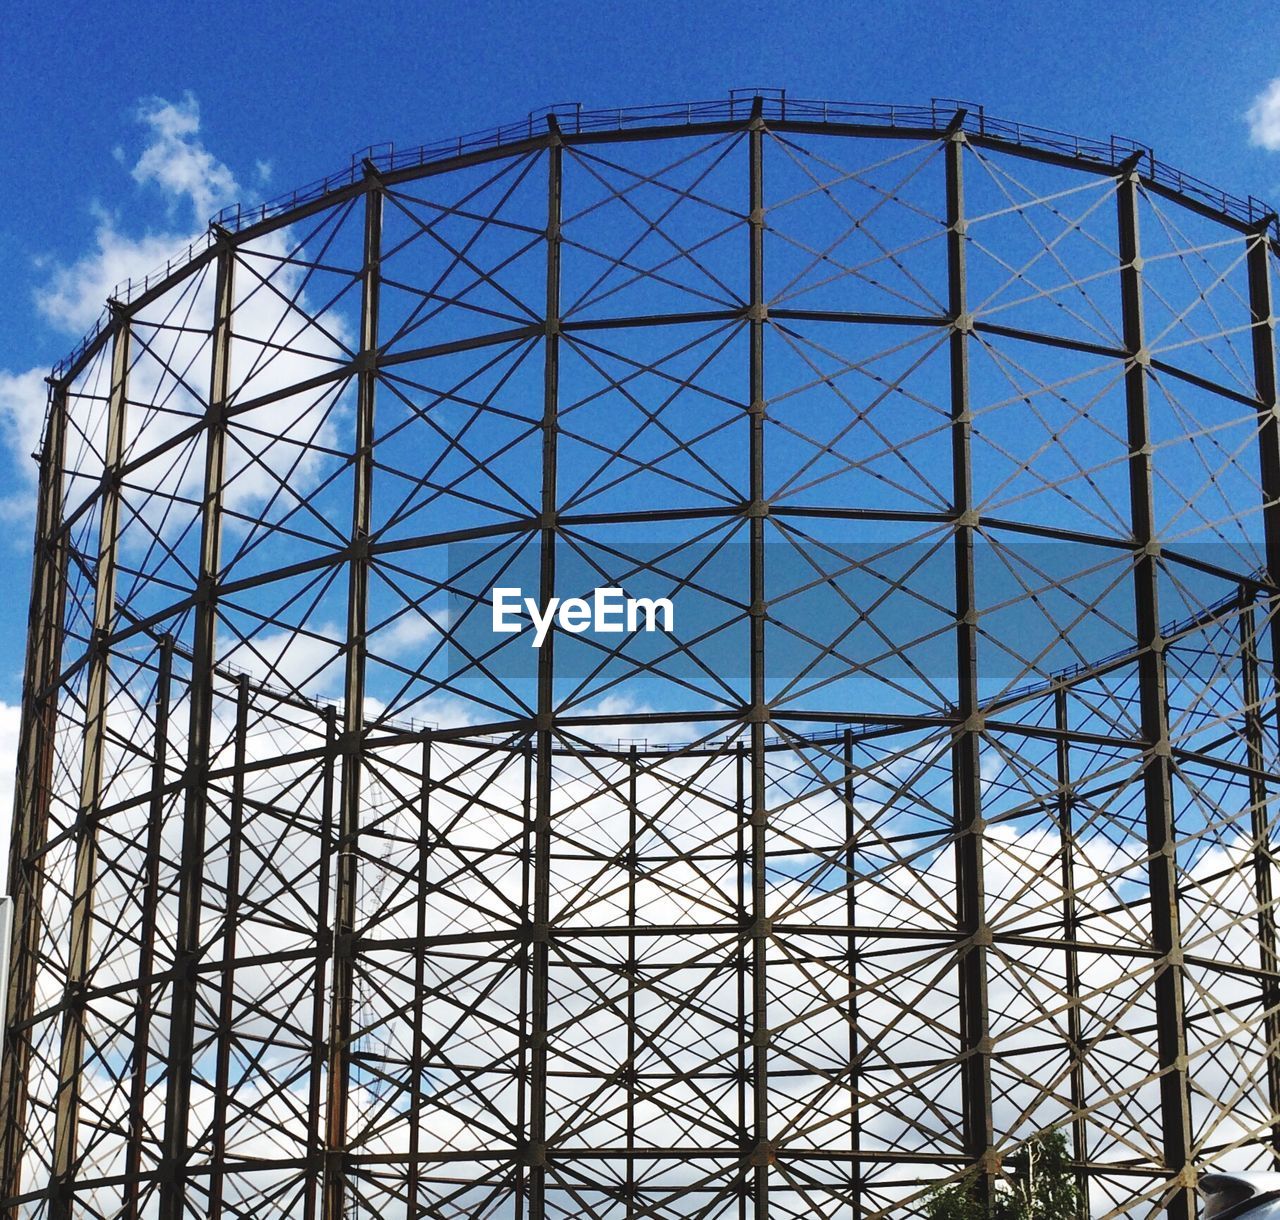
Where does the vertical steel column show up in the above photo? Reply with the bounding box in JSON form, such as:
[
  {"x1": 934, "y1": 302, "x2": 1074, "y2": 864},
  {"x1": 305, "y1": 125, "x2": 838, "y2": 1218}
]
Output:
[
  {"x1": 160, "y1": 235, "x2": 236, "y2": 1220},
  {"x1": 1054, "y1": 688, "x2": 1088, "y2": 1214},
  {"x1": 515, "y1": 738, "x2": 533, "y2": 1220},
  {"x1": 123, "y1": 636, "x2": 173, "y2": 1220},
  {"x1": 209, "y1": 675, "x2": 249, "y2": 1218},
  {"x1": 1245, "y1": 228, "x2": 1280, "y2": 1168},
  {"x1": 745, "y1": 96, "x2": 771, "y2": 1220},
  {"x1": 1240, "y1": 590, "x2": 1280, "y2": 1161},
  {"x1": 1, "y1": 378, "x2": 68, "y2": 1206},
  {"x1": 945, "y1": 118, "x2": 994, "y2": 1207},
  {"x1": 842, "y1": 729, "x2": 862, "y2": 1209},
  {"x1": 406, "y1": 734, "x2": 431, "y2": 1219},
  {"x1": 323, "y1": 166, "x2": 383, "y2": 1220},
  {"x1": 305, "y1": 707, "x2": 338, "y2": 1220},
  {"x1": 51, "y1": 307, "x2": 131, "y2": 1217},
  {"x1": 735, "y1": 740, "x2": 748, "y2": 1220},
  {"x1": 625, "y1": 745, "x2": 638, "y2": 1218},
  {"x1": 1248, "y1": 228, "x2": 1280, "y2": 623},
  {"x1": 527, "y1": 119, "x2": 563, "y2": 1220},
  {"x1": 1116, "y1": 161, "x2": 1193, "y2": 1219}
]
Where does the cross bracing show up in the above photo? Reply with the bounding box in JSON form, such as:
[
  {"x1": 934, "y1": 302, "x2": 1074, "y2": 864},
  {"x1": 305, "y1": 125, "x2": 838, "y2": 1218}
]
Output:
[{"x1": 7, "y1": 93, "x2": 1280, "y2": 1219}]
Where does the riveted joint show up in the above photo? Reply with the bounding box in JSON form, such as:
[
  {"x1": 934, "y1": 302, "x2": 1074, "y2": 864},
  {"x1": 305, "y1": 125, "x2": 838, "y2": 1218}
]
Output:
[
  {"x1": 1116, "y1": 152, "x2": 1145, "y2": 183},
  {"x1": 323, "y1": 1148, "x2": 350, "y2": 1175},
  {"x1": 172, "y1": 954, "x2": 200, "y2": 984},
  {"x1": 1250, "y1": 212, "x2": 1278, "y2": 238},
  {"x1": 978, "y1": 1148, "x2": 1002, "y2": 1175},
  {"x1": 337, "y1": 726, "x2": 366, "y2": 754},
  {"x1": 333, "y1": 931, "x2": 358, "y2": 959},
  {"x1": 747, "y1": 1139, "x2": 776, "y2": 1166},
  {"x1": 521, "y1": 1142, "x2": 548, "y2": 1168}
]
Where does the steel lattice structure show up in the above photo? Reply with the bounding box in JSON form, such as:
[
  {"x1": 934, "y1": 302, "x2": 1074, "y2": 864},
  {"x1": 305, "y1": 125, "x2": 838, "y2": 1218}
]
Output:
[{"x1": 8, "y1": 91, "x2": 1280, "y2": 1219}]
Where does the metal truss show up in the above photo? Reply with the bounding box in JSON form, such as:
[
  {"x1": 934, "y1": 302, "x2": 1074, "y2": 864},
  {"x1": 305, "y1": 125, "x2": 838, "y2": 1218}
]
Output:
[{"x1": 6, "y1": 91, "x2": 1280, "y2": 1219}]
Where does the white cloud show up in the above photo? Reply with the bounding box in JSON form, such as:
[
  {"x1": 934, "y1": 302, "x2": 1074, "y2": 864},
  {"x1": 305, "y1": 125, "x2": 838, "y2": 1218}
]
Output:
[
  {"x1": 1, "y1": 92, "x2": 244, "y2": 533},
  {"x1": 1247, "y1": 78, "x2": 1280, "y2": 151},
  {"x1": 9, "y1": 669, "x2": 1277, "y2": 1208},
  {"x1": 219, "y1": 621, "x2": 345, "y2": 699},
  {"x1": 34, "y1": 218, "x2": 195, "y2": 335},
  {"x1": 38, "y1": 95, "x2": 239, "y2": 334},
  {"x1": 0, "y1": 702, "x2": 17, "y2": 866},
  {"x1": 0, "y1": 367, "x2": 48, "y2": 524},
  {"x1": 130, "y1": 92, "x2": 239, "y2": 227},
  {"x1": 2, "y1": 93, "x2": 350, "y2": 543}
]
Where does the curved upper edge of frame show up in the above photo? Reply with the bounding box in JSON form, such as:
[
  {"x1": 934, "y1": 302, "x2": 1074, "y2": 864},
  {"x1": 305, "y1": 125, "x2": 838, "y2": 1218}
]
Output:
[{"x1": 44, "y1": 88, "x2": 1280, "y2": 390}]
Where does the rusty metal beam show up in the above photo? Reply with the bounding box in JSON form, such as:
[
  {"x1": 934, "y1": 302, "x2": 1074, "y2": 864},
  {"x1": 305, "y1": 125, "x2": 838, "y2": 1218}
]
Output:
[
  {"x1": 1116, "y1": 161, "x2": 1193, "y2": 1220},
  {"x1": 1, "y1": 378, "x2": 69, "y2": 1205},
  {"x1": 50, "y1": 308, "x2": 131, "y2": 1216},
  {"x1": 160, "y1": 234, "x2": 236, "y2": 1220},
  {"x1": 323, "y1": 164, "x2": 384, "y2": 1220},
  {"x1": 945, "y1": 120, "x2": 995, "y2": 1210},
  {"x1": 525, "y1": 117, "x2": 562, "y2": 1220}
]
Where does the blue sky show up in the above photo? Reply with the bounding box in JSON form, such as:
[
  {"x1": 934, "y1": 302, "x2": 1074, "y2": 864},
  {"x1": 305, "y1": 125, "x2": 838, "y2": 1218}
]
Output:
[{"x1": 1, "y1": 0, "x2": 1280, "y2": 793}]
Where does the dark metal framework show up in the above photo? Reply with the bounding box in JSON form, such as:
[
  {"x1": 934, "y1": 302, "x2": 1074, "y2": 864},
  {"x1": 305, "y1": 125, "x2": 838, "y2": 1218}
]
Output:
[{"x1": 6, "y1": 92, "x2": 1280, "y2": 1218}]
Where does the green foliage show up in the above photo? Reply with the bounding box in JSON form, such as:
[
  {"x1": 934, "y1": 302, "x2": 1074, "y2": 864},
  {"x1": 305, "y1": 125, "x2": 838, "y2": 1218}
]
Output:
[
  {"x1": 1019, "y1": 1131, "x2": 1082, "y2": 1220},
  {"x1": 923, "y1": 1177, "x2": 984, "y2": 1220},
  {"x1": 923, "y1": 1132, "x2": 1082, "y2": 1220}
]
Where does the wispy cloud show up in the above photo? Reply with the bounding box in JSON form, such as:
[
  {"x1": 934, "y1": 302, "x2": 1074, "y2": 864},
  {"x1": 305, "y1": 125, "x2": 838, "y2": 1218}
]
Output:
[
  {"x1": 0, "y1": 702, "x2": 18, "y2": 866},
  {"x1": 1247, "y1": 78, "x2": 1280, "y2": 151},
  {"x1": 130, "y1": 92, "x2": 239, "y2": 227},
  {"x1": 34, "y1": 220, "x2": 198, "y2": 335},
  {"x1": 0, "y1": 368, "x2": 49, "y2": 523},
  {"x1": 0, "y1": 92, "x2": 243, "y2": 535}
]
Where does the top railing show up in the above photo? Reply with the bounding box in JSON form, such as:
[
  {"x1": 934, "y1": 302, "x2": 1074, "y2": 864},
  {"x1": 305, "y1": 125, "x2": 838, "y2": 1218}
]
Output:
[{"x1": 50, "y1": 88, "x2": 1280, "y2": 382}]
